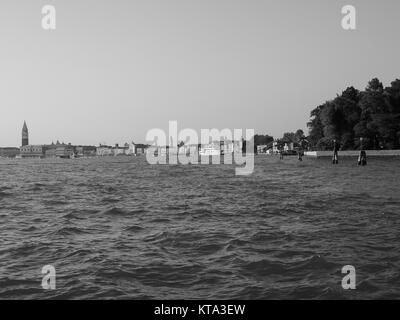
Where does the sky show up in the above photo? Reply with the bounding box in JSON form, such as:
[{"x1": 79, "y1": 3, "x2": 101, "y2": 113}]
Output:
[{"x1": 0, "y1": 0, "x2": 400, "y2": 146}]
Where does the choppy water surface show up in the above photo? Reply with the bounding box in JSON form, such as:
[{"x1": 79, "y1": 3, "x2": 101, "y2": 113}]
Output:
[{"x1": 0, "y1": 156, "x2": 399, "y2": 299}]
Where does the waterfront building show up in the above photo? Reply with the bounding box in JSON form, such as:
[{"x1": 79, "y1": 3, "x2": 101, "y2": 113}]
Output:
[
  {"x1": 95, "y1": 143, "x2": 149, "y2": 157},
  {"x1": 284, "y1": 142, "x2": 294, "y2": 151},
  {"x1": 178, "y1": 144, "x2": 199, "y2": 156},
  {"x1": 96, "y1": 145, "x2": 113, "y2": 156},
  {"x1": 145, "y1": 146, "x2": 158, "y2": 156},
  {"x1": 198, "y1": 140, "x2": 242, "y2": 156},
  {"x1": 199, "y1": 142, "x2": 221, "y2": 156},
  {"x1": 272, "y1": 141, "x2": 279, "y2": 154},
  {"x1": 257, "y1": 145, "x2": 269, "y2": 154},
  {"x1": 0, "y1": 147, "x2": 20, "y2": 158},
  {"x1": 43, "y1": 142, "x2": 91, "y2": 159},
  {"x1": 42, "y1": 142, "x2": 75, "y2": 159},
  {"x1": 44, "y1": 142, "x2": 63, "y2": 158},
  {"x1": 17, "y1": 122, "x2": 98, "y2": 159},
  {"x1": 75, "y1": 146, "x2": 96, "y2": 157},
  {"x1": 159, "y1": 146, "x2": 168, "y2": 156},
  {"x1": 20, "y1": 145, "x2": 46, "y2": 158},
  {"x1": 135, "y1": 144, "x2": 149, "y2": 155},
  {"x1": 56, "y1": 143, "x2": 75, "y2": 158},
  {"x1": 19, "y1": 121, "x2": 45, "y2": 158},
  {"x1": 223, "y1": 140, "x2": 242, "y2": 154},
  {"x1": 96, "y1": 143, "x2": 140, "y2": 157},
  {"x1": 167, "y1": 146, "x2": 179, "y2": 155},
  {"x1": 127, "y1": 142, "x2": 136, "y2": 155},
  {"x1": 45, "y1": 144, "x2": 57, "y2": 158},
  {"x1": 113, "y1": 144, "x2": 127, "y2": 156}
]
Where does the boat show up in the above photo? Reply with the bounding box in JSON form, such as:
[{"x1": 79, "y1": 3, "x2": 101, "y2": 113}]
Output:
[{"x1": 199, "y1": 144, "x2": 221, "y2": 156}]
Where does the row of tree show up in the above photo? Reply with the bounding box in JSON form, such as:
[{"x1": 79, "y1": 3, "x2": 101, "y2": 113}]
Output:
[{"x1": 307, "y1": 78, "x2": 400, "y2": 150}]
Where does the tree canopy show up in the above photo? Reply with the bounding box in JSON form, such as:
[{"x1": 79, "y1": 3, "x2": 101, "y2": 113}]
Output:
[{"x1": 307, "y1": 78, "x2": 400, "y2": 150}]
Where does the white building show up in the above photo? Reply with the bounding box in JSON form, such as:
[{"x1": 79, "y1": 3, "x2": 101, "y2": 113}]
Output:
[
  {"x1": 272, "y1": 141, "x2": 279, "y2": 154},
  {"x1": 284, "y1": 142, "x2": 294, "y2": 151},
  {"x1": 96, "y1": 145, "x2": 113, "y2": 156},
  {"x1": 128, "y1": 142, "x2": 136, "y2": 155}
]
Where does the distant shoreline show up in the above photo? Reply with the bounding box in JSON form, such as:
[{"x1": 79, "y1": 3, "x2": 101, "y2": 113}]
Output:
[{"x1": 304, "y1": 150, "x2": 400, "y2": 157}]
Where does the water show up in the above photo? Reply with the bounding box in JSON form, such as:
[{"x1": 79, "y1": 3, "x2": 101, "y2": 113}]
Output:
[{"x1": 0, "y1": 156, "x2": 400, "y2": 299}]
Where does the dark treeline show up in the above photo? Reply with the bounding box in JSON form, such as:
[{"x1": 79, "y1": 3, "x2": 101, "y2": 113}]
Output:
[{"x1": 307, "y1": 78, "x2": 400, "y2": 150}]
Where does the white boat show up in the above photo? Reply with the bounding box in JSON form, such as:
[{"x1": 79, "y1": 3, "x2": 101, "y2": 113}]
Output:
[{"x1": 199, "y1": 145, "x2": 221, "y2": 156}]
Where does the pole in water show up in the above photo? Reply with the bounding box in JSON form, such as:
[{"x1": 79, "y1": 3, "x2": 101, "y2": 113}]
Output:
[
  {"x1": 358, "y1": 150, "x2": 367, "y2": 166},
  {"x1": 332, "y1": 139, "x2": 339, "y2": 164},
  {"x1": 332, "y1": 153, "x2": 339, "y2": 164},
  {"x1": 357, "y1": 137, "x2": 367, "y2": 166},
  {"x1": 298, "y1": 151, "x2": 303, "y2": 161}
]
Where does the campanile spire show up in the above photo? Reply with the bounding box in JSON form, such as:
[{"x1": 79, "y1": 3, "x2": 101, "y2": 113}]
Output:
[{"x1": 22, "y1": 121, "x2": 29, "y2": 146}]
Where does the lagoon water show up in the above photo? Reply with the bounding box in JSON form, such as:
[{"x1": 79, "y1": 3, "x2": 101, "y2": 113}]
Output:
[{"x1": 0, "y1": 156, "x2": 400, "y2": 299}]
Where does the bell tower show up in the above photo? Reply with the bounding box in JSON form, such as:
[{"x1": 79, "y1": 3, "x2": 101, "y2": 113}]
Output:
[{"x1": 22, "y1": 121, "x2": 29, "y2": 146}]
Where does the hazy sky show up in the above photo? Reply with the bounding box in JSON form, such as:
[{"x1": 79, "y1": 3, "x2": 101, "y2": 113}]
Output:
[{"x1": 1, "y1": 0, "x2": 399, "y2": 146}]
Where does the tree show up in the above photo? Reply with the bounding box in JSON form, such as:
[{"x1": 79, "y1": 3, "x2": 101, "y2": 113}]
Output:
[
  {"x1": 382, "y1": 79, "x2": 400, "y2": 148},
  {"x1": 306, "y1": 78, "x2": 400, "y2": 150},
  {"x1": 294, "y1": 129, "x2": 305, "y2": 143},
  {"x1": 356, "y1": 78, "x2": 385, "y2": 149},
  {"x1": 278, "y1": 130, "x2": 306, "y2": 149},
  {"x1": 333, "y1": 87, "x2": 360, "y2": 149},
  {"x1": 253, "y1": 134, "x2": 274, "y2": 146},
  {"x1": 307, "y1": 105, "x2": 325, "y2": 148},
  {"x1": 253, "y1": 134, "x2": 274, "y2": 153},
  {"x1": 281, "y1": 132, "x2": 296, "y2": 144}
]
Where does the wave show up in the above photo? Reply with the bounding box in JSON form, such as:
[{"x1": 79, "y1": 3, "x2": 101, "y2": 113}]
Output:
[
  {"x1": 123, "y1": 225, "x2": 145, "y2": 232},
  {"x1": 101, "y1": 197, "x2": 121, "y2": 204},
  {"x1": 62, "y1": 212, "x2": 85, "y2": 220},
  {"x1": 20, "y1": 226, "x2": 37, "y2": 232},
  {"x1": 196, "y1": 243, "x2": 225, "y2": 255},
  {"x1": 0, "y1": 191, "x2": 12, "y2": 198},
  {"x1": 241, "y1": 259, "x2": 287, "y2": 276},
  {"x1": 54, "y1": 226, "x2": 87, "y2": 236},
  {"x1": 100, "y1": 207, "x2": 129, "y2": 216},
  {"x1": 2, "y1": 157, "x2": 400, "y2": 299},
  {"x1": 26, "y1": 183, "x2": 46, "y2": 191},
  {"x1": 288, "y1": 255, "x2": 339, "y2": 272},
  {"x1": 149, "y1": 218, "x2": 170, "y2": 223}
]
